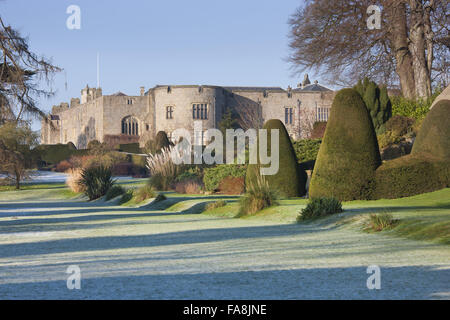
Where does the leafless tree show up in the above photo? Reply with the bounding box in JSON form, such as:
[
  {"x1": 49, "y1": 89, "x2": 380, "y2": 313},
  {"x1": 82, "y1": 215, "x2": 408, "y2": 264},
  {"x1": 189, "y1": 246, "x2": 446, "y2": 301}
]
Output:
[
  {"x1": 0, "y1": 15, "x2": 61, "y2": 123},
  {"x1": 297, "y1": 107, "x2": 317, "y2": 139},
  {"x1": 288, "y1": 0, "x2": 449, "y2": 99}
]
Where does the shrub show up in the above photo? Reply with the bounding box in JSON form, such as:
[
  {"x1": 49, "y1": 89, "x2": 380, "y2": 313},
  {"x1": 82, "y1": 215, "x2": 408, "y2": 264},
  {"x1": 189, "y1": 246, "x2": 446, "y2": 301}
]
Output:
[
  {"x1": 205, "y1": 200, "x2": 227, "y2": 211},
  {"x1": 87, "y1": 140, "x2": 101, "y2": 150},
  {"x1": 364, "y1": 213, "x2": 398, "y2": 232},
  {"x1": 35, "y1": 143, "x2": 88, "y2": 165},
  {"x1": 134, "y1": 185, "x2": 156, "y2": 203},
  {"x1": 354, "y1": 78, "x2": 392, "y2": 134},
  {"x1": 154, "y1": 193, "x2": 167, "y2": 202},
  {"x1": 246, "y1": 119, "x2": 307, "y2": 197},
  {"x1": 175, "y1": 179, "x2": 204, "y2": 194},
  {"x1": 105, "y1": 185, "x2": 126, "y2": 200},
  {"x1": 67, "y1": 142, "x2": 77, "y2": 150},
  {"x1": 292, "y1": 139, "x2": 322, "y2": 163},
  {"x1": 373, "y1": 154, "x2": 450, "y2": 199},
  {"x1": 175, "y1": 167, "x2": 203, "y2": 182},
  {"x1": 297, "y1": 197, "x2": 343, "y2": 222},
  {"x1": 119, "y1": 189, "x2": 134, "y2": 204},
  {"x1": 310, "y1": 122, "x2": 327, "y2": 139},
  {"x1": 119, "y1": 143, "x2": 141, "y2": 154},
  {"x1": 309, "y1": 88, "x2": 381, "y2": 201},
  {"x1": 411, "y1": 99, "x2": 450, "y2": 160},
  {"x1": 66, "y1": 168, "x2": 85, "y2": 193},
  {"x1": 385, "y1": 115, "x2": 415, "y2": 137},
  {"x1": 55, "y1": 160, "x2": 73, "y2": 172},
  {"x1": 145, "y1": 131, "x2": 173, "y2": 155},
  {"x1": 78, "y1": 166, "x2": 115, "y2": 200},
  {"x1": 377, "y1": 131, "x2": 403, "y2": 149},
  {"x1": 217, "y1": 176, "x2": 245, "y2": 195},
  {"x1": 238, "y1": 174, "x2": 277, "y2": 216},
  {"x1": 203, "y1": 164, "x2": 246, "y2": 192},
  {"x1": 391, "y1": 87, "x2": 442, "y2": 120},
  {"x1": 111, "y1": 162, "x2": 133, "y2": 176},
  {"x1": 85, "y1": 151, "x2": 128, "y2": 170}
]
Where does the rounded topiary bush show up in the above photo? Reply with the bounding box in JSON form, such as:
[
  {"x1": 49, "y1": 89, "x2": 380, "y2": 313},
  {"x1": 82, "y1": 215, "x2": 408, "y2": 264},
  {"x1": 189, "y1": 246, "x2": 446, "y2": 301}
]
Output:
[
  {"x1": 412, "y1": 99, "x2": 450, "y2": 160},
  {"x1": 245, "y1": 119, "x2": 307, "y2": 197},
  {"x1": 155, "y1": 131, "x2": 172, "y2": 151},
  {"x1": 373, "y1": 154, "x2": 450, "y2": 199},
  {"x1": 309, "y1": 88, "x2": 381, "y2": 201}
]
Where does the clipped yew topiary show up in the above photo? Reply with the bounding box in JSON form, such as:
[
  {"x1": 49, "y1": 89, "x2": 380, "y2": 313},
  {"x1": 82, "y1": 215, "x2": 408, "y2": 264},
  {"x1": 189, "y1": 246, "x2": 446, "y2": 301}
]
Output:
[
  {"x1": 373, "y1": 99, "x2": 450, "y2": 199},
  {"x1": 155, "y1": 131, "x2": 172, "y2": 151},
  {"x1": 309, "y1": 88, "x2": 381, "y2": 201},
  {"x1": 245, "y1": 119, "x2": 307, "y2": 197},
  {"x1": 411, "y1": 99, "x2": 450, "y2": 160},
  {"x1": 373, "y1": 154, "x2": 450, "y2": 199}
]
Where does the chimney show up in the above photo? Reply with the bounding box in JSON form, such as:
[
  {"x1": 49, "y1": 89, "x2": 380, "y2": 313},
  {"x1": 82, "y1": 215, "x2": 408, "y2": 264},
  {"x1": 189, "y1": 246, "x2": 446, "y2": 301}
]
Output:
[
  {"x1": 302, "y1": 74, "x2": 311, "y2": 89},
  {"x1": 140, "y1": 86, "x2": 145, "y2": 96}
]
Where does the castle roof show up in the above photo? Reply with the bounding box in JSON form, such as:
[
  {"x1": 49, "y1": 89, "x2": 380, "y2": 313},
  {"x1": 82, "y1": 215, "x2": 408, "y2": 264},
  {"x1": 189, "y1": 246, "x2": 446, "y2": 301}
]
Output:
[
  {"x1": 111, "y1": 91, "x2": 127, "y2": 96},
  {"x1": 223, "y1": 86, "x2": 285, "y2": 92},
  {"x1": 293, "y1": 82, "x2": 332, "y2": 92}
]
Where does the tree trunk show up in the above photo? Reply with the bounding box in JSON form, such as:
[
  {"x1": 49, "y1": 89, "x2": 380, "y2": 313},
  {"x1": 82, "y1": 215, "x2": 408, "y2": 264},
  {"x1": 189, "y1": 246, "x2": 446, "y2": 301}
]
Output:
[
  {"x1": 14, "y1": 168, "x2": 20, "y2": 190},
  {"x1": 387, "y1": 1, "x2": 416, "y2": 99},
  {"x1": 409, "y1": 0, "x2": 432, "y2": 98}
]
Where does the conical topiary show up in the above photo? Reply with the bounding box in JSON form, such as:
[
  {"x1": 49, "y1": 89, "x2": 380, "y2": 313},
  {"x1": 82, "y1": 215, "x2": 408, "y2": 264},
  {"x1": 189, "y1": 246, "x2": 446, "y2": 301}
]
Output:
[
  {"x1": 155, "y1": 131, "x2": 172, "y2": 151},
  {"x1": 245, "y1": 119, "x2": 307, "y2": 197},
  {"x1": 309, "y1": 88, "x2": 381, "y2": 200},
  {"x1": 411, "y1": 99, "x2": 450, "y2": 160}
]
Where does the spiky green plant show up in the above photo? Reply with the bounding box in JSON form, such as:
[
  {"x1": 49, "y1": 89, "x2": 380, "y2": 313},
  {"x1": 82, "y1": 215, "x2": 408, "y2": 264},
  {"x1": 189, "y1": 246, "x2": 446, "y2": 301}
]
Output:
[{"x1": 79, "y1": 165, "x2": 115, "y2": 200}]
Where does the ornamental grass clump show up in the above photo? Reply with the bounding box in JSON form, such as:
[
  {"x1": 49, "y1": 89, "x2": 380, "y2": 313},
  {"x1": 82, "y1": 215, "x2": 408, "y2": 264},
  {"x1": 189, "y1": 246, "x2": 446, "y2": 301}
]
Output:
[
  {"x1": 147, "y1": 147, "x2": 180, "y2": 190},
  {"x1": 134, "y1": 184, "x2": 156, "y2": 203},
  {"x1": 205, "y1": 200, "x2": 227, "y2": 211},
  {"x1": 238, "y1": 174, "x2": 277, "y2": 217},
  {"x1": 364, "y1": 213, "x2": 399, "y2": 232},
  {"x1": 297, "y1": 197, "x2": 343, "y2": 222}
]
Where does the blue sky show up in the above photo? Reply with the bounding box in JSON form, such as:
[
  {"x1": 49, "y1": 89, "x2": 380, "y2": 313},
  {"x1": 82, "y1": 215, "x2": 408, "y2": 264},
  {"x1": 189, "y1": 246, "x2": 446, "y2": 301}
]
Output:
[{"x1": 1, "y1": 0, "x2": 326, "y2": 130}]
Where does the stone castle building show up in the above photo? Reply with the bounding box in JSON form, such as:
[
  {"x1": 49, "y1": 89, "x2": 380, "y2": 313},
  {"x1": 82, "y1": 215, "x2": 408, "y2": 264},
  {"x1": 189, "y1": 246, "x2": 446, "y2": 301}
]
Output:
[{"x1": 41, "y1": 75, "x2": 335, "y2": 148}]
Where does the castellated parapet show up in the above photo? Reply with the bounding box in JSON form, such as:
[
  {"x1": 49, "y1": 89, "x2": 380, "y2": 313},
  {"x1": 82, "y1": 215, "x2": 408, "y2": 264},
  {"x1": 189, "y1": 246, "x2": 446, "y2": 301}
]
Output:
[{"x1": 41, "y1": 78, "x2": 335, "y2": 149}]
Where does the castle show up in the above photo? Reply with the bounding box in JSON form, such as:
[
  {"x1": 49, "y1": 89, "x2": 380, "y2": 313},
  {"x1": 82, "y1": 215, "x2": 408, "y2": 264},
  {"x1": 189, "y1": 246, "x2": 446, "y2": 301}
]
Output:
[{"x1": 41, "y1": 75, "x2": 335, "y2": 148}]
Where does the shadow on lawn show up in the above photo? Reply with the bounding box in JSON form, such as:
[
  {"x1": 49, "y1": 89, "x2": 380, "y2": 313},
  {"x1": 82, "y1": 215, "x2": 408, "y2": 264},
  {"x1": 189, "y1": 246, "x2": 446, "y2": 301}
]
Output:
[{"x1": 0, "y1": 265, "x2": 448, "y2": 299}]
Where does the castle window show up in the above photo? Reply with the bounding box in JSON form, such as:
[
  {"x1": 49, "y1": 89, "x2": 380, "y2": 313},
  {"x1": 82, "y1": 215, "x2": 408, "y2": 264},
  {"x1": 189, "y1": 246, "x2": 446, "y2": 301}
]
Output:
[
  {"x1": 121, "y1": 116, "x2": 139, "y2": 136},
  {"x1": 127, "y1": 99, "x2": 133, "y2": 105},
  {"x1": 193, "y1": 104, "x2": 208, "y2": 120},
  {"x1": 317, "y1": 107, "x2": 330, "y2": 122},
  {"x1": 166, "y1": 106, "x2": 174, "y2": 119},
  {"x1": 285, "y1": 107, "x2": 294, "y2": 125}
]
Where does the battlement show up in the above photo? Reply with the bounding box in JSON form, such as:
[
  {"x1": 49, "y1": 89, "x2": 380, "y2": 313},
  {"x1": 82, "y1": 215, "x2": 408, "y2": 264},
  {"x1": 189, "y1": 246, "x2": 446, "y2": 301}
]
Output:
[{"x1": 81, "y1": 85, "x2": 102, "y2": 104}]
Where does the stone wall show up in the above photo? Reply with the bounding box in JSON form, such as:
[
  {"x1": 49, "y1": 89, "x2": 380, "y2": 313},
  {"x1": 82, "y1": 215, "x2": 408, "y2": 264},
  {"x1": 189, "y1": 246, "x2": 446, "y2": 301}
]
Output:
[{"x1": 41, "y1": 84, "x2": 335, "y2": 147}]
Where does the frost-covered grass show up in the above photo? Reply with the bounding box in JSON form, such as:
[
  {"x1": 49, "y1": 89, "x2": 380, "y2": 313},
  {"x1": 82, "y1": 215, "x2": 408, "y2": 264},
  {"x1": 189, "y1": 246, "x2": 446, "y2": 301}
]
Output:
[{"x1": 0, "y1": 185, "x2": 449, "y2": 299}]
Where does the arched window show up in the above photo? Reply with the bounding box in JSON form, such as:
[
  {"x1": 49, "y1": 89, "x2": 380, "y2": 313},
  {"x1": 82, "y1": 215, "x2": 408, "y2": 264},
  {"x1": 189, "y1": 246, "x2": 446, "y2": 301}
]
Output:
[{"x1": 121, "y1": 116, "x2": 139, "y2": 136}]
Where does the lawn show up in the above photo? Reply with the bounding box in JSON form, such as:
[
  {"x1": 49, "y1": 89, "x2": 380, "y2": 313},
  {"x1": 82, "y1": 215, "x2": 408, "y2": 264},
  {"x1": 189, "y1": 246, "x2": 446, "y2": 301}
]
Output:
[{"x1": 0, "y1": 183, "x2": 448, "y2": 299}]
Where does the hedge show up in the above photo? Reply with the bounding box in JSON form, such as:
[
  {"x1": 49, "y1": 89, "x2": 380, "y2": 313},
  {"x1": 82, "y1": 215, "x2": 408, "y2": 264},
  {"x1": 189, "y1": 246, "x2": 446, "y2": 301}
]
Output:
[
  {"x1": 245, "y1": 119, "x2": 307, "y2": 197},
  {"x1": 34, "y1": 143, "x2": 88, "y2": 165},
  {"x1": 118, "y1": 143, "x2": 142, "y2": 154},
  {"x1": 203, "y1": 164, "x2": 247, "y2": 191},
  {"x1": 292, "y1": 139, "x2": 322, "y2": 163},
  {"x1": 411, "y1": 99, "x2": 450, "y2": 160},
  {"x1": 373, "y1": 154, "x2": 450, "y2": 199},
  {"x1": 309, "y1": 88, "x2": 381, "y2": 201}
]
